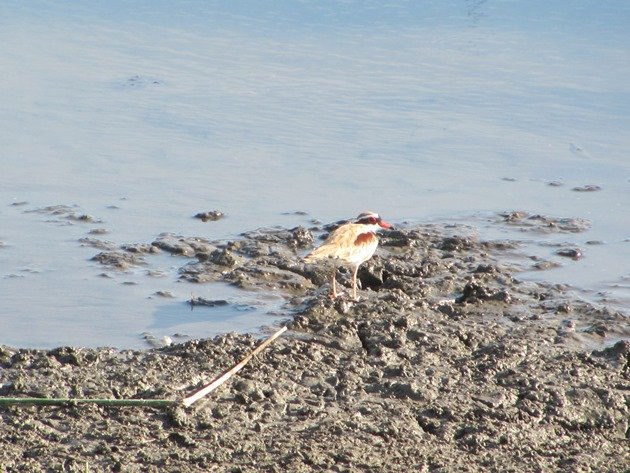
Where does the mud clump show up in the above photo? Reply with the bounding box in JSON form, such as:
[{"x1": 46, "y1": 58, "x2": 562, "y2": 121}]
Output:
[
  {"x1": 572, "y1": 184, "x2": 602, "y2": 192},
  {"x1": 24, "y1": 204, "x2": 104, "y2": 224},
  {"x1": 152, "y1": 233, "x2": 216, "y2": 258},
  {"x1": 499, "y1": 211, "x2": 591, "y2": 234},
  {"x1": 194, "y1": 210, "x2": 225, "y2": 222},
  {"x1": 0, "y1": 219, "x2": 628, "y2": 471},
  {"x1": 91, "y1": 250, "x2": 147, "y2": 269}
]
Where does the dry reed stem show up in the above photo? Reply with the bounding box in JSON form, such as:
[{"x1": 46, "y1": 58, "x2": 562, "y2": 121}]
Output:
[{"x1": 181, "y1": 325, "x2": 287, "y2": 408}]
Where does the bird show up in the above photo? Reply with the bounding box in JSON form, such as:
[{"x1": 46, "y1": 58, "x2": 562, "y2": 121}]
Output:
[{"x1": 304, "y1": 211, "x2": 391, "y2": 300}]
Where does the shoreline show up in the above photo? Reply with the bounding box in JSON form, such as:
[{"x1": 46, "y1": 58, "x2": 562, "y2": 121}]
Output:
[{"x1": 1, "y1": 220, "x2": 627, "y2": 471}]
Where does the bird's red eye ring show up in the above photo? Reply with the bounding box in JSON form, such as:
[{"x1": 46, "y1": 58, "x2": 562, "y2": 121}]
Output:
[{"x1": 369, "y1": 216, "x2": 378, "y2": 224}]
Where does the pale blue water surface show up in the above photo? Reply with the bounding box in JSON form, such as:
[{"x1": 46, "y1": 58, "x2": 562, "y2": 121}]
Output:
[{"x1": 1, "y1": 1, "x2": 628, "y2": 348}]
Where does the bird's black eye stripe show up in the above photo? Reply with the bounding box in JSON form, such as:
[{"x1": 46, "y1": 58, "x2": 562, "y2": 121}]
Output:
[{"x1": 359, "y1": 216, "x2": 379, "y2": 224}]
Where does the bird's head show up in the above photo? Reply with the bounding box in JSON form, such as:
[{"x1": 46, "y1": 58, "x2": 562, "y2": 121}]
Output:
[{"x1": 356, "y1": 211, "x2": 391, "y2": 229}]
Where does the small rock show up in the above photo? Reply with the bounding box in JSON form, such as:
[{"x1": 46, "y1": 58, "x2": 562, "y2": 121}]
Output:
[
  {"x1": 194, "y1": 210, "x2": 224, "y2": 222},
  {"x1": 556, "y1": 248, "x2": 582, "y2": 260}
]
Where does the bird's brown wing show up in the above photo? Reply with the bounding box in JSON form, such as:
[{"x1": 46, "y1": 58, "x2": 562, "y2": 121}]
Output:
[
  {"x1": 303, "y1": 224, "x2": 361, "y2": 262},
  {"x1": 304, "y1": 225, "x2": 380, "y2": 265}
]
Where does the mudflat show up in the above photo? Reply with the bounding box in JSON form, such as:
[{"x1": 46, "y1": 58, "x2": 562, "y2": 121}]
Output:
[{"x1": 1, "y1": 216, "x2": 628, "y2": 472}]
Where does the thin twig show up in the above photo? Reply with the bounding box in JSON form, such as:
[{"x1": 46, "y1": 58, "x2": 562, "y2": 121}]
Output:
[{"x1": 181, "y1": 325, "x2": 287, "y2": 408}]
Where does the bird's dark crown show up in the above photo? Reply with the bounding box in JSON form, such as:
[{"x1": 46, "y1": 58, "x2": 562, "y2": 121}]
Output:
[{"x1": 356, "y1": 211, "x2": 380, "y2": 225}]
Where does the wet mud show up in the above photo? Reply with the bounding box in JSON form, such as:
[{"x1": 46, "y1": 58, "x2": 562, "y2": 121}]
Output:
[{"x1": 1, "y1": 214, "x2": 628, "y2": 472}]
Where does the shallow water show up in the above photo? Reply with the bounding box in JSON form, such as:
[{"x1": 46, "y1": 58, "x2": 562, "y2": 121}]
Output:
[{"x1": 1, "y1": 1, "x2": 628, "y2": 348}]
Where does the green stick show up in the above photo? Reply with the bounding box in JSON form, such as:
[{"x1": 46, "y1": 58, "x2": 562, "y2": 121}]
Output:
[
  {"x1": 0, "y1": 398, "x2": 173, "y2": 407},
  {"x1": 0, "y1": 325, "x2": 287, "y2": 409}
]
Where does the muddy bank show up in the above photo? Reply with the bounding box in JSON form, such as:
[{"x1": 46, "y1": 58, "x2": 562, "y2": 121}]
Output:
[{"x1": 0, "y1": 217, "x2": 628, "y2": 472}]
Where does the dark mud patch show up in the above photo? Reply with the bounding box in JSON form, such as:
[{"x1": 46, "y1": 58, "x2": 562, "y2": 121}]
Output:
[
  {"x1": 1, "y1": 217, "x2": 628, "y2": 471},
  {"x1": 24, "y1": 204, "x2": 104, "y2": 225}
]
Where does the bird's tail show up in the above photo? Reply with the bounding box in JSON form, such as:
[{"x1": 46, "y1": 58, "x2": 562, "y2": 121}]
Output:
[{"x1": 303, "y1": 245, "x2": 333, "y2": 263}]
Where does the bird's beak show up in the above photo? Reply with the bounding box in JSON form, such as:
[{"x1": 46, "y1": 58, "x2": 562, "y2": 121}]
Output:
[{"x1": 379, "y1": 219, "x2": 392, "y2": 229}]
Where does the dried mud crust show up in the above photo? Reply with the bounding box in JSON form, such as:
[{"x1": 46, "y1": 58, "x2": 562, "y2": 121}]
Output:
[{"x1": 1, "y1": 222, "x2": 628, "y2": 472}]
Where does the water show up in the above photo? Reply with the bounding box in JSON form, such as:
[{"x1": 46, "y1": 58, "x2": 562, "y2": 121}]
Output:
[{"x1": 1, "y1": 1, "x2": 628, "y2": 349}]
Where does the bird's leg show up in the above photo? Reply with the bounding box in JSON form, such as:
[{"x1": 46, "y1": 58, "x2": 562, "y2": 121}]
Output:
[
  {"x1": 352, "y1": 265, "x2": 359, "y2": 301},
  {"x1": 330, "y1": 269, "x2": 338, "y2": 299}
]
